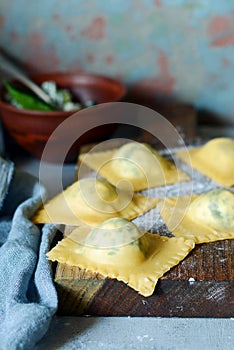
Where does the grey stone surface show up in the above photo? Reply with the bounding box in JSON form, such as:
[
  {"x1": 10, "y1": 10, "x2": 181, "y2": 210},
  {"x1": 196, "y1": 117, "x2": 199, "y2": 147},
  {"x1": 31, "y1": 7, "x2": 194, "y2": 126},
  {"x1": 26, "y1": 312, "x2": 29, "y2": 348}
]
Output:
[{"x1": 36, "y1": 316, "x2": 234, "y2": 350}]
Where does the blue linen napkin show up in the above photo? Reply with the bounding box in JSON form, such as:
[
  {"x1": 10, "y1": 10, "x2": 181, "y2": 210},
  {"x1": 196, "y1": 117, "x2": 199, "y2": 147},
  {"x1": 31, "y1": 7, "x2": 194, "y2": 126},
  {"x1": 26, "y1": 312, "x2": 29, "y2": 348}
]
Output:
[{"x1": 0, "y1": 156, "x2": 58, "y2": 350}]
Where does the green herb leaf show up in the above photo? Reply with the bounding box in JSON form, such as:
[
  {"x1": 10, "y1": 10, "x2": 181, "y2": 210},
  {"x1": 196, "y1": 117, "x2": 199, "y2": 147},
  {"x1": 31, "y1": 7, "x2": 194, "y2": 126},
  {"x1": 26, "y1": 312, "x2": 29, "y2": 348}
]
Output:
[{"x1": 4, "y1": 81, "x2": 54, "y2": 111}]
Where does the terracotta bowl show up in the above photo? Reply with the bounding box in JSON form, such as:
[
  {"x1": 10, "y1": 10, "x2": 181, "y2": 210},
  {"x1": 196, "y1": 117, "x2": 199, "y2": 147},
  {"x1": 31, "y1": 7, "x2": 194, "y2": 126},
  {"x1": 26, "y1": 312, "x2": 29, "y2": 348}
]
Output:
[{"x1": 0, "y1": 72, "x2": 126, "y2": 162}]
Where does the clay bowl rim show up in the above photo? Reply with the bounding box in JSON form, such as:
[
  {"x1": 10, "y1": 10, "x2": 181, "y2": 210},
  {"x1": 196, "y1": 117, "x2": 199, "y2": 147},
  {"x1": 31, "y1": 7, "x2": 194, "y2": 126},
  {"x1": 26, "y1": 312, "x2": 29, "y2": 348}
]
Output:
[{"x1": 0, "y1": 71, "x2": 127, "y2": 117}]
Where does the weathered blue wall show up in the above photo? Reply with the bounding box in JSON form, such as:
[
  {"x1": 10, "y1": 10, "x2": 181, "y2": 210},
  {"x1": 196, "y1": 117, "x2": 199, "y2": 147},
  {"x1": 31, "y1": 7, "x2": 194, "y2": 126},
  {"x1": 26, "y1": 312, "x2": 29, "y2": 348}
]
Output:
[{"x1": 1, "y1": 0, "x2": 234, "y2": 122}]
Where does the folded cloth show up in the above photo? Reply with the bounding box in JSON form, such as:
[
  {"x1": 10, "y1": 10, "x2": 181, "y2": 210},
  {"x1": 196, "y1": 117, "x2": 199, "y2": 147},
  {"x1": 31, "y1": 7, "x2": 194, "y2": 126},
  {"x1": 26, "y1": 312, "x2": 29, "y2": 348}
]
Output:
[{"x1": 0, "y1": 157, "x2": 58, "y2": 350}]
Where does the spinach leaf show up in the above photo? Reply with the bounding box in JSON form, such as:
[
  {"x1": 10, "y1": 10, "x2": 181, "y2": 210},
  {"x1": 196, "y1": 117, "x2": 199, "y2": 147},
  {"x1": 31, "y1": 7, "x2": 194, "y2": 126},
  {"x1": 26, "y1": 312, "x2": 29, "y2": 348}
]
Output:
[{"x1": 4, "y1": 81, "x2": 54, "y2": 111}]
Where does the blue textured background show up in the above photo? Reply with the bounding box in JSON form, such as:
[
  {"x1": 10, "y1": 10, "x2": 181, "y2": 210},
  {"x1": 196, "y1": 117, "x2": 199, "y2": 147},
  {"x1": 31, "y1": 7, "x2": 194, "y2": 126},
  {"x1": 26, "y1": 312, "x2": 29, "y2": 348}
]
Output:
[{"x1": 1, "y1": 0, "x2": 234, "y2": 121}]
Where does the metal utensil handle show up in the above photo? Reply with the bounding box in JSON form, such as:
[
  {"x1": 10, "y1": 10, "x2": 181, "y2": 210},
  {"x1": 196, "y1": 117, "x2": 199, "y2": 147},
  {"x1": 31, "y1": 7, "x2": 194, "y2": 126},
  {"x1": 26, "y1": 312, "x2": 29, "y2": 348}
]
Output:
[{"x1": 0, "y1": 52, "x2": 55, "y2": 107}]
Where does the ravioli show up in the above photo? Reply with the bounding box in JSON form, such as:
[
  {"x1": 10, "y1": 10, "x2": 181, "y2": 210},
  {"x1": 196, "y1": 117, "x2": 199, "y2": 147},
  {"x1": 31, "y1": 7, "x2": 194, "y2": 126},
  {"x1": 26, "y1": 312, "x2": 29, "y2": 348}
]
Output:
[
  {"x1": 47, "y1": 218, "x2": 195, "y2": 297},
  {"x1": 176, "y1": 138, "x2": 234, "y2": 187},
  {"x1": 33, "y1": 178, "x2": 157, "y2": 226},
  {"x1": 79, "y1": 142, "x2": 189, "y2": 191},
  {"x1": 158, "y1": 189, "x2": 234, "y2": 244},
  {"x1": 188, "y1": 189, "x2": 234, "y2": 231}
]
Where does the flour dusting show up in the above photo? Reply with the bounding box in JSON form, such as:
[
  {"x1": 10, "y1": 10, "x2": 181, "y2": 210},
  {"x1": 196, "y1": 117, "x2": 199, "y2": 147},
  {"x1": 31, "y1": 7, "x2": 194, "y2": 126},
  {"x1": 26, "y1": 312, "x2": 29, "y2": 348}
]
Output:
[{"x1": 206, "y1": 285, "x2": 227, "y2": 302}]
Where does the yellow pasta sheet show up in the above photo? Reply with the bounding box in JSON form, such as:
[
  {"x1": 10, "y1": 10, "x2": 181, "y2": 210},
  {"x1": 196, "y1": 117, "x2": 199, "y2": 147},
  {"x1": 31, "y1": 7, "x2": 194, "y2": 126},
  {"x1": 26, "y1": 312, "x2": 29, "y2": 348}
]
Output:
[
  {"x1": 158, "y1": 189, "x2": 234, "y2": 244},
  {"x1": 33, "y1": 178, "x2": 157, "y2": 226},
  {"x1": 79, "y1": 142, "x2": 189, "y2": 191},
  {"x1": 47, "y1": 218, "x2": 195, "y2": 297},
  {"x1": 176, "y1": 138, "x2": 234, "y2": 187}
]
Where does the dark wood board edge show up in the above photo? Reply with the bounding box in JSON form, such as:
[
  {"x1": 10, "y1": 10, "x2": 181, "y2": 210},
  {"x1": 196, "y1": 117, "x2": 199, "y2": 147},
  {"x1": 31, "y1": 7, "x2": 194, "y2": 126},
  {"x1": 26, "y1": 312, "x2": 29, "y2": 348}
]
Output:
[{"x1": 55, "y1": 276, "x2": 234, "y2": 318}]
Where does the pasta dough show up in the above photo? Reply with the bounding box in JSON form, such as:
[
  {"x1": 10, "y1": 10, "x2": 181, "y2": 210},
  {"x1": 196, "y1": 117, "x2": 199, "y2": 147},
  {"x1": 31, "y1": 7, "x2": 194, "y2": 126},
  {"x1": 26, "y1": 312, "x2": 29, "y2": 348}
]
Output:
[
  {"x1": 33, "y1": 178, "x2": 157, "y2": 226},
  {"x1": 79, "y1": 142, "x2": 189, "y2": 191},
  {"x1": 158, "y1": 189, "x2": 234, "y2": 243},
  {"x1": 176, "y1": 138, "x2": 234, "y2": 187},
  {"x1": 188, "y1": 189, "x2": 234, "y2": 231},
  {"x1": 47, "y1": 218, "x2": 195, "y2": 297}
]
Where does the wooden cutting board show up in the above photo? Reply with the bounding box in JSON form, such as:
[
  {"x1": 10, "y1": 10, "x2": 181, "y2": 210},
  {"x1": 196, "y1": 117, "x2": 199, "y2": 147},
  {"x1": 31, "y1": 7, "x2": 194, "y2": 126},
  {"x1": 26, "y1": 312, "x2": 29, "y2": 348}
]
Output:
[
  {"x1": 52, "y1": 124, "x2": 233, "y2": 318},
  {"x1": 54, "y1": 238, "x2": 233, "y2": 317}
]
